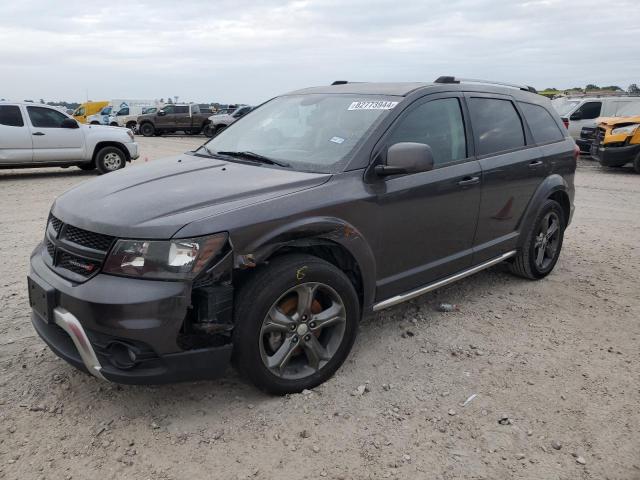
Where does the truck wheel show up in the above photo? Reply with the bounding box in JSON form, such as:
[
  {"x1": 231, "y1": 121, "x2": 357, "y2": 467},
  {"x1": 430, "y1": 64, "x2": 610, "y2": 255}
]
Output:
[
  {"x1": 233, "y1": 254, "x2": 359, "y2": 395},
  {"x1": 139, "y1": 123, "x2": 155, "y2": 137},
  {"x1": 126, "y1": 121, "x2": 137, "y2": 133},
  {"x1": 509, "y1": 199, "x2": 565, "y2": 280},
  {"x1": 634, "y1": 153, "x2": 640, "y2": 174},
  {"x1": 203, "y1": 124, "x2": 214, "y2": 138},
  {"x1": 95, "y1": 146, "x2": 126, "y2": 174}
]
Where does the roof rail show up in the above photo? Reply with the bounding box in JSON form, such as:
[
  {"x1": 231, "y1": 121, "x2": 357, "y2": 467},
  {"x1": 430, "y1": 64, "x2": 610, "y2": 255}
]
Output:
[
  {"x1": 434, "y1": 76, "x2": 538, "y2": 94},
  {"x1": 331, "y1": 80, "x2": 349, "y2": 85}
]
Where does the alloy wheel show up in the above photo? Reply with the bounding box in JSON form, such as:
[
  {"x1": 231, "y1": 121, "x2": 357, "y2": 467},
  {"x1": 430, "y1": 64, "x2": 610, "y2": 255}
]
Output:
[
  {"x1": 259, "y1": 282, "x2": 346, "y2": 380},
  {"x1": 103, "y1": 152, "x2": 123, "y2": 171},
  {"x1": 533, "y1": 211, "x2": 560, "y2": 270}
]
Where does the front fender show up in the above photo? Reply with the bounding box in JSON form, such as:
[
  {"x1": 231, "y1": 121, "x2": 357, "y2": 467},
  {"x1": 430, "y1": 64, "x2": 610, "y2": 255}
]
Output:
[{"x1": 232, "y1": 217, "x2": 377, "y2": 315}]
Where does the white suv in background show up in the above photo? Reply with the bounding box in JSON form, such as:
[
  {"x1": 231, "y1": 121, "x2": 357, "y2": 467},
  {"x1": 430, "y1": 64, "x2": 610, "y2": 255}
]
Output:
[{"x1": 0, "y1": 102, "x2": 138, "y2": 174}]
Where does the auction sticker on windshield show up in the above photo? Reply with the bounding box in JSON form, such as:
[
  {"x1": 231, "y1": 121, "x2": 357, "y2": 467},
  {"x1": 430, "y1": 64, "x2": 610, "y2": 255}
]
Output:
[{"x1": 348, "y1": 101, "x2": 398, "y2": 111}]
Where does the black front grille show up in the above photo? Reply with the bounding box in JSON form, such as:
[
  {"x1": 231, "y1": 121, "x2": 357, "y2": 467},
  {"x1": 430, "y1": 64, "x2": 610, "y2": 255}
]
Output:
[
  {"x1": 57, "y1": 251, "x2": 101, "y2": 277},
  {"x1": 49, "y1": 215, "x2": 62, "y2": 234},
  {"x1": 580, "y1": 126, "x2": 596, "y2": 140},
  {"x1": 63, "y1": 225, "x2": 114, "y2": 252},
  {"x1": 43, "y1": 214, "x2": 115, "y2": 282}
]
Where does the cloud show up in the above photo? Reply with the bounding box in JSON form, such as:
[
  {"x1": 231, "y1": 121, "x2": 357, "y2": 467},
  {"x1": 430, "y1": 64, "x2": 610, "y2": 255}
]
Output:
[{"x1": 0, "y1": 0, "x2": 638, "y2": 103}]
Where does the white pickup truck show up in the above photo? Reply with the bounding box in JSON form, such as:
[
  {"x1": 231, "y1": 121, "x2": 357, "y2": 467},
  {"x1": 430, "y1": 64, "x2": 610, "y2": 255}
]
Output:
[{"x1": 0, "y1": 102, "x2": 138, "y2": 174}]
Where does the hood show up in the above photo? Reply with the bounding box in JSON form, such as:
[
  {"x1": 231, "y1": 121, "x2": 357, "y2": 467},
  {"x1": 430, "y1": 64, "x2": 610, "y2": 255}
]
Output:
[
  {"x1": 209, "y1": 113, "x2": 234, "y2": 122},
  {"x1": 52, "y1": 153, "x2": 330, "y2": 239},
  {"x1": 598, "y1": 115, "x2": 640, "y2": 127}
]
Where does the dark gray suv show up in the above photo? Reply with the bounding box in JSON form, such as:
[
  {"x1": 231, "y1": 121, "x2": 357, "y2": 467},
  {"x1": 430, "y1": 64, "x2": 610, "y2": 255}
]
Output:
[{"x1": 28, "y1": 78, "x2": 577, "y2": 394}]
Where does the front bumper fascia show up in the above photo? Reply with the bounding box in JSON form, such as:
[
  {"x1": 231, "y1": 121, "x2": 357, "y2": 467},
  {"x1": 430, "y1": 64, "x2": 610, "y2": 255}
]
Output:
[
  {"x1": 594, "y1": 143, "x2": 640, "y2": 166},
  {"x1": 125, "y1": 142, "x2": 139, "y2": 160},
  {"x1": 29, "y1": 247, "x2": 233, "y2": 384}
]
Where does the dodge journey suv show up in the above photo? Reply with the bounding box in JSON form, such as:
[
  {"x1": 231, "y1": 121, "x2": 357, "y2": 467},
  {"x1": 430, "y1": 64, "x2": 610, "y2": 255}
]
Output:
[{"x1": 29, "y1": 78, "x2": 577, "y2": 394}]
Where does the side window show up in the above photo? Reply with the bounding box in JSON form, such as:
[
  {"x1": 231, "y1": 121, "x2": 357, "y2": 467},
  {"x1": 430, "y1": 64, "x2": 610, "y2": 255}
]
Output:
[
  {"x1": 27, "y1": 106, "x2": 68, "y2": 128},
  {"x1": 518, "y1": 102, "x2": 564, "y2": 144},
  {"x1": 387, "y1": 98, "x2": 467, "y2": 167},
  {"x1": 467, "y1": 97, "x2": 525, "y2": 156},
  {"x1": 117, "y1": 107, "x2": 129, "y2": 116},
  {"x1": 162, "y1": 105, "x2": 175, "y2": 114},
  {"x1": 0, "y1": 106, "x2": 25, "y2": 127},
  {"x1": 575, "y1": 101, "x2": 601, "y2": 119},
  {"x1": 75, "y1": 107, "x2": 85, "y2": 116},
  {"x1": 175, "y1": 106, "x2": 189, "y2": 114}
]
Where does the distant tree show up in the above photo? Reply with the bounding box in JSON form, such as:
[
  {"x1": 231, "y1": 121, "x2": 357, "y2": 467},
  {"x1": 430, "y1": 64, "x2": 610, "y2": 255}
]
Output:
[
  {"x1": 39, "y1": 98, "x2": 45, "y2": 104},
  {"x1": 585, "y1": 84, "x2": 600, "y2": 90},
  {"x1": 629, "y1": 84, "x2": 640, "y2": 94},
  {"x1": 174, "y1": 96, "x2": 179, "y2": 104},
  {"x1": 23, "y1": 99, "x2": 34, "y2": 102},
  {"x1": 167, "y1": 97, "x2": 173, "y2": 104},
  {"x1": 601, "y1": 85, "x2": 622, "y2": 91}
]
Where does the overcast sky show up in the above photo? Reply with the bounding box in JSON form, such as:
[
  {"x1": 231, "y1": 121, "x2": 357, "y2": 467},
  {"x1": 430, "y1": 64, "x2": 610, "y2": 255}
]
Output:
[{"x1": 1, "y1": 0, "x2": 638, "y2": 104}]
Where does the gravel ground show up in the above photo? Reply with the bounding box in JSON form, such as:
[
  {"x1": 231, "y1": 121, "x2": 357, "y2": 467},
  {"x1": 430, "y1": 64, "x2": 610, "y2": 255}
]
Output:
[{"x1": 1, "y1": 137, "x2": 639, "y2": 480}]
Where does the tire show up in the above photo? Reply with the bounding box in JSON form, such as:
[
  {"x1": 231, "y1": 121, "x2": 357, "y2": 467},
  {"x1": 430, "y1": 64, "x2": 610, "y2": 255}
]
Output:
[
  {"x1": 95, "y1": 146, "x2": 126, "y2": 174},
  {"x1": 126, "y1": 122, "x2": 137, "y2": 133},
  {"x1": 634, "y1": 153, "x2": 640, "y2": 174},
  {"x1": 139, "y1": 123, "x2": 155, "y2": 137},
  {"x1": 509, "y1": 199, "x2": 565, "y2": 280},
  {"x1": 232, "y1": 254, "x2": 360, "y2": 395},
  {"x1": 203, "y1": 124, "x2": 214, "y2": 138},
  {"x1": 77, "y1": 162, "x2": 95, "y2": 171}
]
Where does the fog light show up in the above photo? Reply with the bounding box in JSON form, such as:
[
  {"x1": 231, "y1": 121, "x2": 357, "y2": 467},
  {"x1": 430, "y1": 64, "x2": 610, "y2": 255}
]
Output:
[{"x1": 107, "y1": 342, "x2": 138, "y2": 369}]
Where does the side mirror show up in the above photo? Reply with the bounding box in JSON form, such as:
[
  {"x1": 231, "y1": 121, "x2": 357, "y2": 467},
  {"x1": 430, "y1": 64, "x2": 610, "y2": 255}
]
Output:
[
  {"x1": 61, "y1": 118, "x2": 79, "y2": 129},
  {"x1": 375, "y1": 142, "x2": 434, "y2": 176},
  {"x1": 157, "y1": 110, "x2": 166, "y2": 116},
  {"x1": 570, "y1": 111, "x2": 582, "y2": 121}
]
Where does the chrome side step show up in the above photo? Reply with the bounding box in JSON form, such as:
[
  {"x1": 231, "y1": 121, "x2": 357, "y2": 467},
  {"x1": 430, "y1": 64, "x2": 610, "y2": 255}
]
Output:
[{"x1": 372, "y1": 250, "x2": 517, "y2": 312}]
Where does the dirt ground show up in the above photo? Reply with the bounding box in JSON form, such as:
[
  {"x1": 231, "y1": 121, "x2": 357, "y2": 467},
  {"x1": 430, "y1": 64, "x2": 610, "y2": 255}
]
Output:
[{"x1": 0, "y1": 136, "x2": 638, "y2": 480}]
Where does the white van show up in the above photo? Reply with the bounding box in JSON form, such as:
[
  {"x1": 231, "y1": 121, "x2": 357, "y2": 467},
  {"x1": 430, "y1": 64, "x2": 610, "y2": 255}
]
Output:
[
  {"x1": 87, "y1": 99, "x2": 155, "y2": 128},
  {"x1": 552, "y1": 96, "x2": 640, "y2": 141}
]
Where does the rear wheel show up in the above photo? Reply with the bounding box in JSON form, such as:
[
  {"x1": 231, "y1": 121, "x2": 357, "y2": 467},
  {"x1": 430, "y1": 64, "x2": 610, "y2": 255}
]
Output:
[
  {"x1": 139, "y1": 123, "x2": 155, "y2": 137},
  {"x1": 126, "y1": 121, "x2": 137, "y2": 133},
  {"x1": 203, "y1": 124, "x2": 214, "y2": 137},
  {"x1": 233, "y1": 254, "x2": 359, "y2": 395},
  {"x1": 509, "y1": 199, "x2": 565, "y2": 280},
  {"x1": 95, "y1": 146, "x2": 126, "y2": 174}
]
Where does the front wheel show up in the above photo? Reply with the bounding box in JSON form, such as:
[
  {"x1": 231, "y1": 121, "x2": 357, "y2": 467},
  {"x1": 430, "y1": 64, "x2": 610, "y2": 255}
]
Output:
[
  {"x1": 95, "y1": 146, "x2": 126, "y2": 174},
  {"x1": 139, "y1": 123, "x2": 155, "y2": 137},
  {"x1": 233, "y1": 254, "x2": 359, "y2": 395},
  {"x1": 509, "y1": 199, "x2": 565, "y2": 279},
  {"x1": 203, "y1": 124, "x2": 214, "y2": 138}
]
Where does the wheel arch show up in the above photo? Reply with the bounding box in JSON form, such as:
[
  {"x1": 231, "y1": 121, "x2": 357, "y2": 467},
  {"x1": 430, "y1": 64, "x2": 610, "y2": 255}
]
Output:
[
  {"x1": 92, "y1": 141, "x2": 130, "y2": 163},
  {"x1": 516, "y1": 174, "x2": 571, "y2": 248},
  {"x1": 231, "y1": 218, "x2": 377, "y2": 317}
]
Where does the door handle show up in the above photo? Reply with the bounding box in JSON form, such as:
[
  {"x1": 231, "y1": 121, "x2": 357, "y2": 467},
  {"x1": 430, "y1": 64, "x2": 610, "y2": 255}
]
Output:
[
  {"x1": 528, "y1": 160, "x2": 543, "y2": 167},
  {"x1": 457, "y1": 176, "x2": 480, "y2": 186},
  {"x1": 32, "y1": 132, "x2": 45, "y2": 136}
]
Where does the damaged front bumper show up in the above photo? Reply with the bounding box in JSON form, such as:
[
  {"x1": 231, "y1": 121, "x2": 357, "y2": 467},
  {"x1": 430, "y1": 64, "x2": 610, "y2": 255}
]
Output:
[{"x1": 28, "y1": 246, "x2": 234, "y2": 384}]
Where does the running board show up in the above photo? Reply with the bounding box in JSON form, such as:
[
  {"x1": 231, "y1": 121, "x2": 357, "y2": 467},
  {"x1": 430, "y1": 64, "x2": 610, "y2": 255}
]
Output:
[{"x1": 372, "y1": 250, "x2": 517, "y2": 312}]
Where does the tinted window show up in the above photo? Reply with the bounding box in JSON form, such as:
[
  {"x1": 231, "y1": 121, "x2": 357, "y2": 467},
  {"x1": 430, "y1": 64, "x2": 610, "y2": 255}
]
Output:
[
  {"x1": 0, "y1": 106, "x2": 24, "y2": 127},
  {"x1": 27, "y1": 106, "x2": 68, "y2": 128},
  {"x1": 518, "y1": 102, "x2": 564, "y2": 144},
  {"x1": 162, "y1": 105, "x2": 175, "y2": 114},
  {"x1": 575, "y1": 101, "x2": 601, "y2": 119},
  {"x1": 117, "y1": 107, "x2": 129, "y2": 116},
  {"x1": 175, "y1": 106, "x2": 189, "y2": 114},
  {"x1": 468, "y1": 98, "x2": 525, "y2": 156},
  {"x1": 387, "y1": 98, "x2": 467, "y2": 166}
]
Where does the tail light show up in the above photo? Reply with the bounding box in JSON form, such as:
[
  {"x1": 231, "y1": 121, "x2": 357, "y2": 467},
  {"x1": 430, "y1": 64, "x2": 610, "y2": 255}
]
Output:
[{"x1": 561, "y1": 118, "x2": 569, "y2": 129}]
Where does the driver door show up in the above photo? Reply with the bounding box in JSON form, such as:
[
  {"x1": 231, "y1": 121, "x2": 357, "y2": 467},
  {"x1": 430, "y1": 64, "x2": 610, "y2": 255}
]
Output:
[
  {"x1": 26, "y1": 106, "x2": 85, "y2": 162},
  {"x1": 373, "y1": 95, "x2": 482, "y2": 300}
]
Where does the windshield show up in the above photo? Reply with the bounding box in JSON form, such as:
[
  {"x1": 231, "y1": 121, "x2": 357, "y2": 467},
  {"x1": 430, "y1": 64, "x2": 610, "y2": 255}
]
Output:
[
  {"x1": 101, "y1": 106, "x2": 112, "y2": 115},
  {"x1": 199, "y1": 94, "x2": 400, "y2": 173},
  {"x1": 551, "y1": 98, "x2": 580, "y2": 117}
]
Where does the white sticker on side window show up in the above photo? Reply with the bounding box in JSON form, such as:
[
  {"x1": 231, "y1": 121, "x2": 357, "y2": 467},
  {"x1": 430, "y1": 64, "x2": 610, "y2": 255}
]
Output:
[
  {"x1": 330, "y1": 136, "x2": 345, "y2": 144},
  {"x1": 348, "y1": 101, "x2": 398, "y2": 111}
]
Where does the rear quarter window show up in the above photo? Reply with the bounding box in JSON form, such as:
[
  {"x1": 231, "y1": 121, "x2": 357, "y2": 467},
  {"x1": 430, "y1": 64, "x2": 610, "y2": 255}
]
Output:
[
  {"x1": 518, "y1": 102, "x2": 564, "y2": 144},
  {"x1": 0, "y1": 105, "x2": 25, "y2": 127},
  {"x1": 467, "y1": 97, "x2": 525, "y2": 156}
]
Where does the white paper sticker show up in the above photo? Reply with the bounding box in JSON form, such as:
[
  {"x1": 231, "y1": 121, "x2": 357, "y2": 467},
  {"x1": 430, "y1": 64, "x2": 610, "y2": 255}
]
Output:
[
  {"x1": 330, "y1": 136, "x2": 345, "y2": 144},
  {"x1": 348, "y1": 100, "x2": 398, "y2": 111}
]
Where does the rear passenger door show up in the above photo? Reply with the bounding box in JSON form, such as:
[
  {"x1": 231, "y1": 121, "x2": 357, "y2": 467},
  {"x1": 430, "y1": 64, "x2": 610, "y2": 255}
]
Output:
[
  {"x1": 0, "y1": 105, "x2": 32, "y2": 164},
  {"x1": 466, "y1": 94, "x2": 546, "y2": 264}
]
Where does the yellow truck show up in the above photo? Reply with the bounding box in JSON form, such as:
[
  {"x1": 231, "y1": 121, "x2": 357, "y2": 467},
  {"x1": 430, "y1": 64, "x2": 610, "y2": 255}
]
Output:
[
  {"x1": 72, "y1": 101, "x2": 109, "y2": 124},
  {"x1": 591, "y1": 103, "x2": 640, "y2": 173}
]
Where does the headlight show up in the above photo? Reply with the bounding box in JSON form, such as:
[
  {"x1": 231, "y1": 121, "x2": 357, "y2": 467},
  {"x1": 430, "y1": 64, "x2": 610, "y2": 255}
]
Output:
[
  {"x1": 103, "y1": 233, "x2": 227, "y2": 280},
  {"x1": 611, "y1": 124, "x2": 640, "y2": 136}
]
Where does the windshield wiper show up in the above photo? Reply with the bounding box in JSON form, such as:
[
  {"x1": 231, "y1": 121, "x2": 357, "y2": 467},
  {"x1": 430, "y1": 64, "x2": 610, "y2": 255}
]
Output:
[
  {"x1": 216, "y1": 151, "x2": 290, "y2": 168},
  {"x1": 198, "y1": 144, "x2": 221, "y2": 158}
]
